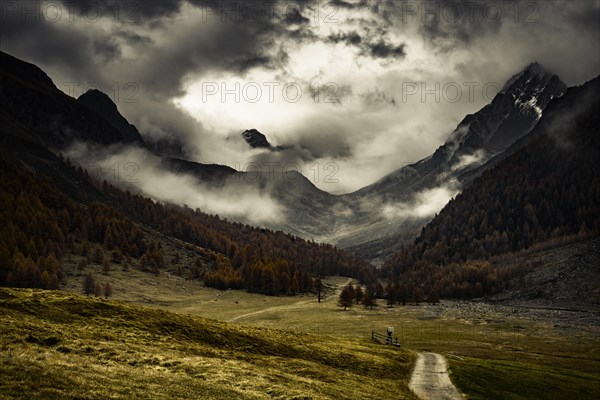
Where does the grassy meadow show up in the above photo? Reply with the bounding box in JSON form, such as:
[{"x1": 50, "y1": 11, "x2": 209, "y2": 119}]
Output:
[
  {"x1": 2, "y1": 265, "x2": 599, "y2": 399},
  {"x1": 0, "y1": 287, "x2": 417, "y2": 399}
]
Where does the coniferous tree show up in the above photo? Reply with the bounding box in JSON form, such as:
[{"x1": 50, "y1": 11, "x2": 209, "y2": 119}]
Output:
[
  {"x1": 103, "y1": 282, "x2": 113, "y2": 299},
  {"x1": 338, "y1": 283, "x2": 355, "y2": 311},
  {"x1": 77, "y1": 257, "x2": 87, "y2": 275},
  {"x1": 84, "y1": 273, "x2": 95, "y2": 296},
  {"x1": 354, "y1": 285, "x2": 363, "y2": 305},
  {"x1": 102, "y1": 257, "x2": 110, "y2": 275},
  {"x1": 427, "y1": 289, "x2": 440, "y2": 305},
  {"x1": 314, "y1": 277, "x2": 323, "y2": 303},
  {"x1": 362, "y1": 284, "x2": 377, "y2": 310}
]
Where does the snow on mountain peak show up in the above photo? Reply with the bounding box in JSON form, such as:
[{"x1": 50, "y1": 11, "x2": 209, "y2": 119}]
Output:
[{"x1": 500, "y1": 62, "x2": 553, "y2": 94}]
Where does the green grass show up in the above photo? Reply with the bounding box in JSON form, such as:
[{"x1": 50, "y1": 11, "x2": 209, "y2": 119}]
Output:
[
  {"x1": 0, "y1": 288, "x2": 417, "y2": 399},
  {"x1": 448, "y1": 356, "x2": 600, "y2": 400},
  {"x1": 46, "y1": 267, "x2": 600, "y2": 400}
]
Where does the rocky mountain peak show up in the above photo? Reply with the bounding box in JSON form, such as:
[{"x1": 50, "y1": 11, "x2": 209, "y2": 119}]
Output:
[
  {"x1": 442, "y1": 62, "x2": 566, "y2": 161},
  {"x1": 242, "y1": 129, "x2": 272, "y2": 149},
  {"x1": 77, "y1": 89, "x2": 145, "y2": 145}
]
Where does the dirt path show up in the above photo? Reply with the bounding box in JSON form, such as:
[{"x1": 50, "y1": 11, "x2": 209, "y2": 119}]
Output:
[
  {"x1": 409, "y1": 352, "x2": 463, "y2": 400},
  {"x1": 227, "y1": 278, "x2": 352, "y2": 323},
  {"x1": 226, "y1": 300, "x2": 315, "y2": 322}
]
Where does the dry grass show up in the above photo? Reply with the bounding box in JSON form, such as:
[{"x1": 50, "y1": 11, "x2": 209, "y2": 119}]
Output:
[
  {"x1": 0, "y1": 288, "x2": 417, "y2": 399},
  {"x1": 49, "y1": 263, "x2": 600, "y2": 399}
]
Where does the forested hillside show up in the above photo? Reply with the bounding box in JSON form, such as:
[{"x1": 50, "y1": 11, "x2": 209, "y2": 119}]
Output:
[
  {"x1": 382, "y1": 77, "x2": 600, "y2": 301},
  {"x1": 0, "y1": 148, "x2": 374, "y2": 296}
]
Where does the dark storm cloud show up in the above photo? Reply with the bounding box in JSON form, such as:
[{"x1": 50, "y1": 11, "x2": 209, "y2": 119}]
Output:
[
  {"x1": 93, "y1": 37, "x2": 121, "y2": 62},
  {"x1": 329, "y1": 0, "x2": 369, "y2": 10},
  {"x1": 228, "y1": 55, "x2": 274, "y2": 74},
  {"x1": 402, "y1": 0, "x2": 600, "y2": 53},
  {"x1": 133, "y1": 21, "x2": 283, "y2": 98},
  {"x1": 283, "y1": 6, "x2": 310, "y2": 25},
  {"x1": 329, "y1": 31, "x2": 362, "y2": 45},
  {"x1": 62, "y1": 0, "x2": 185, "y2": 21},
  {"x1": 328, "y1": 30, "x2": 406, "y2": 59},
  {"x1": 567, "y1": 6, "x2": 600, "y2": 32},
  {"x1": 0, "y1": 6, "x2": 105, "y2": 82},
  {"x1": 115, "y1": 29, "x2": 153, "y2": 46},
  {"x1": 0, "y1": 0, "x2": 316, "y2": 159},
  {"x1": 0, "y1": 0, "x2": 312, "y2": 94},
  {"x1": 348, "y1": 1, "x2": 517, "y2": 51},
  {"x1": 1, "y1": 0, "x2": 598, "y2": 196},
  {"x1": 369, "y1": 40, "x2": 405, "y2": 58}
]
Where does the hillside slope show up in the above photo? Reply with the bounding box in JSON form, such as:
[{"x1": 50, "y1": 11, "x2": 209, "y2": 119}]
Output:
[
  {"x1": 382, "y1": 76, "x2": 600, "y2": 300},
  {"x1": 335, "y1": 63, "x2": 567, "y2": 261},
  {"x1": 0, "y1": 288, "x2": 416, "y2": 399},
  {"x1": 1, "y1": 51, "x2": 572, "y2": 264},
  {"x1": 0, "y1": 51, "x2": 145, "y2": 147}
]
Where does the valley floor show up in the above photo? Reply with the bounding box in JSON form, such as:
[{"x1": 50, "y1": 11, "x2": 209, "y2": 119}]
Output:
[
  {"x1": 3, "y1": 264, "x2": 599, "y2": 399},
  {"x1": 0, "y1": 288, "x2": 417, "y2": 400}
]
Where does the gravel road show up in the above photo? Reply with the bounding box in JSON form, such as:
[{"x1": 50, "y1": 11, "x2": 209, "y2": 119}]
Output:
[{"x1": 409, "y1": 352, "x2": 463, "y2": 400}]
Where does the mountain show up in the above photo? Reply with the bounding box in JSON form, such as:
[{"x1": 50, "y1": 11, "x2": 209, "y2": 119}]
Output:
[
  {"x1": 0, "y1": 50, "x2": 377, "y2": 296},
  {"x1": 185, "y1": 63, "x2": 568, "y2": 263},
  {"x1": 382, "y1": 76, "x2": 600, "y2": 301},
  {"x1": 334, "y1": 62, "x2": 567, "y2": 262},
  {"x1": 242, "y1": 128, "x2": 272, "y2": 148},
  {"x1": 0, "y1": 50, "x2": 579, "y2": 268},
  {"x1": 0, "y1": 51, "x2": 145, "y2": 148},
  {"x1": 77, "y1": 90, "x2": 146, "y2": 144},
  {"x1": 75, "y1": 91, "x2": 235, "y2": 183},
  {"x1": 354, "y1": 63, "x2": 566, "y2": 200},
  {"x1": 241, "y1": 128, "x2": 286, "y2": 151}
]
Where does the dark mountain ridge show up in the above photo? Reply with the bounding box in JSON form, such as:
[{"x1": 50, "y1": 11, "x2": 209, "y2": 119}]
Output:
[
  {"x1": 382, "y1": 76, "x2": 600, "y2": 300},
  {"x1": 334, "y1": 63, "x2": 567, "y2": 261},
  {"x1": 0, "y1": 51, "x2": 375, "y2": 295},
  {"x1": 0, "y1": 51, "x2": 145, "y2": 148},
  {"x1": 0, "y1": 50, "x2": 580, "y2": 267},
  {"x1": 242, "y1": 128, "x2": 272, "y2": 148}
]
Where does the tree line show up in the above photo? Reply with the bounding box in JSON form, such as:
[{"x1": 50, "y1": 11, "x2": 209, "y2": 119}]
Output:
[
  {"x1": 0, "y1": 148, "x2": 376, "y2": 296},
  {"x1": 382, "y1": 88, "x2": 600, "y2": 301}
]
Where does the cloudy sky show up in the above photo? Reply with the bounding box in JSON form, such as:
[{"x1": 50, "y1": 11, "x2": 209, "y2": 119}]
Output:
[{"x1": 2, "y1": 0, "x2": 599, "y2": 194}]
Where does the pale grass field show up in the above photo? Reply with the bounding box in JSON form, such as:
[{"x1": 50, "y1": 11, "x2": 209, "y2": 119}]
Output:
[
  {"x1": 0, "y1": 287, "x2": 418, "y2": 399},
  {"x1": 55, "y1": 264, "x2": 600, "y2": 399}
]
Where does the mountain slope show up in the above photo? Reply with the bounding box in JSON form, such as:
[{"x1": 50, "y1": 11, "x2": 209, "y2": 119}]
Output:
[
  {"x1": 0, "y1": 52, "x2": 375, "y2": 296},
  {"x1": 0, "y1": 288, "x2": 415, "y2": 399},
  {"x1": 77, "y1": 89, "x2": 146, "y2": 144},
  {"x1": 0, "y1": 51, "x2": 145, "y2": 148},
  {"x1": 335, "y1": 63, "x2": 567, "y2": 261},
  {"x1": 382, "y1": 76, "x2": 600, "y2": 300},
  {"x1": 354, "y1": 62, "x2": 566, "y2": 200},
  {"x1": 0, "y1": 50, "x2": 577, "y2": 267}
]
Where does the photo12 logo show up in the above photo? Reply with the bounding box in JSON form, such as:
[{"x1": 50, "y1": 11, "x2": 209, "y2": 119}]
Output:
[
  {"x1": 74, "y1": 161, "x2": 140, "y2": 185},
  {"x1": 0, "y1": 1, "x2": 140, "y2": 24},
  {"x1": 61, "y1": 82, "x2": 140, "y2": 104},
  {"x1": 200, "y1": 81, "x2": 340, "y2": 104},
  {"x1": 401, "y1": 81, "x2": 502, "y2": 103},
  {"x1": 397, "y1": 1, "x2": 539, "y2": 24},
  {"x1": 234, "y1": 161, "x2": 339, "y2": 184},
  {"x1": 197, "y1": 1, "x2": 341, "y2": 24}
]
